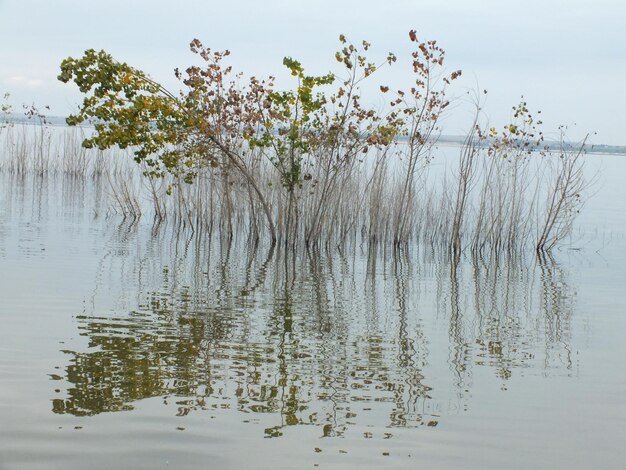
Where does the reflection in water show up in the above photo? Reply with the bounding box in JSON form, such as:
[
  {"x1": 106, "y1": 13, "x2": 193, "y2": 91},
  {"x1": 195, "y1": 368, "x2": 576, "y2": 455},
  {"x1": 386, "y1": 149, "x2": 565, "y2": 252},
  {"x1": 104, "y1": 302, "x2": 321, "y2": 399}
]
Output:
[{"x1": 51, "y1": 225, "x2": 575, "y2": 439}]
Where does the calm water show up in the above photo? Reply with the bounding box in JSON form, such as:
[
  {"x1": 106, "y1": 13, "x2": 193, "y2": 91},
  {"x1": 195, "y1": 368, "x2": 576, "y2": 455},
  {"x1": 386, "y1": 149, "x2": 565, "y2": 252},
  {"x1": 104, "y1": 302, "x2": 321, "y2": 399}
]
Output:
[{"x1": 0, "y1": 155, "x2": 625, "y2": 469}]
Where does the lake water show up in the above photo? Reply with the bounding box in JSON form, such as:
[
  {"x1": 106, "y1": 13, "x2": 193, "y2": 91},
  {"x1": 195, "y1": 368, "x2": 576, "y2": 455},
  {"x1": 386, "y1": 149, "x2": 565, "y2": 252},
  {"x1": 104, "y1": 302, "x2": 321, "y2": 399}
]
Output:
[{"x1": 0, "y1": 154, "x2": 625, "y2": 469}]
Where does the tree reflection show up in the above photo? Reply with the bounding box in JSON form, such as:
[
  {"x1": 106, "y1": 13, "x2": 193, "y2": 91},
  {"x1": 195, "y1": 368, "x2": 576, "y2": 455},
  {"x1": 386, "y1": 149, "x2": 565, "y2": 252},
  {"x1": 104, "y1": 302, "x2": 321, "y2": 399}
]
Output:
[{"x1": 52, "y1": 226, "x2": 577, "y2": 437}]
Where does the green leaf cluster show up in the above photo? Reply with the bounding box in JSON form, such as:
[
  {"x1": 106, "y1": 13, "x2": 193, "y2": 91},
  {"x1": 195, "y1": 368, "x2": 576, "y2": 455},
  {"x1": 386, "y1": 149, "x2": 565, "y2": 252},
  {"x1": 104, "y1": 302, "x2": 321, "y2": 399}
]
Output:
[{"x1": 58, "y1": 49, "x2": 200, "y2": 179}]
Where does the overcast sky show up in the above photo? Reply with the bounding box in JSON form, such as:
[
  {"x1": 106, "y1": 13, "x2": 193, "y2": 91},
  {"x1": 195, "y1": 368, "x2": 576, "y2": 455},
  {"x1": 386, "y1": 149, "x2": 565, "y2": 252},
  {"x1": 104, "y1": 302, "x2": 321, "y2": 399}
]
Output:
[{"x1": 1, "y1": 0, "x2": 624, "y2": 144}]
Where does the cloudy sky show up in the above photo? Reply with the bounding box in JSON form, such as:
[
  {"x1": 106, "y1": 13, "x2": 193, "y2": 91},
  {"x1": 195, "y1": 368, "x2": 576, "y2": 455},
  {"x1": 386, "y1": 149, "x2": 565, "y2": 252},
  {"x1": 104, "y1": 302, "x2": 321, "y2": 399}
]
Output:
[{"x1": 1, "y1": 0, "x2": 624, "y2": 144}]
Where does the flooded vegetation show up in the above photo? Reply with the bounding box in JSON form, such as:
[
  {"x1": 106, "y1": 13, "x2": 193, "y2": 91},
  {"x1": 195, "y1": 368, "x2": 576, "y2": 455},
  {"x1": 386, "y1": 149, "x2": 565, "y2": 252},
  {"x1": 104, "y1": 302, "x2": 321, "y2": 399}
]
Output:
[
  {"x1": 1, "y1": 32, "x2": 625, "y2": 470},
  {"x1": 0, "y1": 117, "x2": 588, "y2": 257},
  {"x1": 48, "y1": 34, "x2": 587, "y2": 254}
]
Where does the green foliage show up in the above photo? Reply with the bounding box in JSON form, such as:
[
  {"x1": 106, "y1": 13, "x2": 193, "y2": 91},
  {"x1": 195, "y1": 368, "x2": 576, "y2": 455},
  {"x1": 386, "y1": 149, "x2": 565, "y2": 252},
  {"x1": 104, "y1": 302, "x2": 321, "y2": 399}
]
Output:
[
  {"x1": 484, "y1": 98, "x2": 546, "y2": 158},
  {"x1": 58, "y1": 31, "x2": 459, "y2": 193},
  {"x1": 59, "y1": 50, "x2": 198, "y2": 181},
  {"x1": 248, "y1": 57, "x2": 336, "y2": 189}
]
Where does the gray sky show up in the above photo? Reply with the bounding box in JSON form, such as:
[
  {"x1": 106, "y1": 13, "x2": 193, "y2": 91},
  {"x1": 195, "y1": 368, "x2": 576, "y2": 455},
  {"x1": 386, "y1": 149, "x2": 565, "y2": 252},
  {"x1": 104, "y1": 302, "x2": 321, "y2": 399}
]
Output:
[{"x1": 1, "y1": 0, "x2": 624, "y2": 144}]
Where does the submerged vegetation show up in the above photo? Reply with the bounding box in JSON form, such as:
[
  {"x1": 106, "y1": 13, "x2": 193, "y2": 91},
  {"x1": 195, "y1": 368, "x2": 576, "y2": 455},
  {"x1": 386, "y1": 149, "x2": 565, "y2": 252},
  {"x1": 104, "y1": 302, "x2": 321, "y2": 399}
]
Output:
[{"x1": 0, "y1": 31, "x2": 589, "y2": 254}]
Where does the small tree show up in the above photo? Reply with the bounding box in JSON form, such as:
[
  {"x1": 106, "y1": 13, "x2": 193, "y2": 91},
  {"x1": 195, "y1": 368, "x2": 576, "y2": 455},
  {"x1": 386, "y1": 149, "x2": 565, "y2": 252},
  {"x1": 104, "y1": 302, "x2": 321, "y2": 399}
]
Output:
[
  {"x1": 58, "y1": 32, "x2": 460, "y2": 245},
  {"x1": 535, "y1": 130, "x2": 588, "y2": 252}
]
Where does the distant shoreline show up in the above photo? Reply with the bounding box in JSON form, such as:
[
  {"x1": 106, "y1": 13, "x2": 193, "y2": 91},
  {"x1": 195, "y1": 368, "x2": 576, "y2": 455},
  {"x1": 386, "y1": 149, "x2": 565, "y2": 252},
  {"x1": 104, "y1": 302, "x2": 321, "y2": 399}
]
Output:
[{"x1": 5, "y1": 114, "x2": 626, "y2": 156}]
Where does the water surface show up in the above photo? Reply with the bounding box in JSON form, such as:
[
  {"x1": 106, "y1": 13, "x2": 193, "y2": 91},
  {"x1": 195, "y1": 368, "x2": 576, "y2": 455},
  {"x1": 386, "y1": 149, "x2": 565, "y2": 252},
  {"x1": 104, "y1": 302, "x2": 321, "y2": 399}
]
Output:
[{"x1": 0, "y1": 155, "x2": 625, "y2": 469}]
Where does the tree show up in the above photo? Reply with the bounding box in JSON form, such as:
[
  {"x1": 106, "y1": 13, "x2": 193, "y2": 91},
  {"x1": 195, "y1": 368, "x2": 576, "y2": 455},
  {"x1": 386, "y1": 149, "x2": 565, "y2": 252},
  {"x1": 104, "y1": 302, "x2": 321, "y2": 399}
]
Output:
[{"x1": 58, "y1": 32, "x2": 459, "y2": 245}]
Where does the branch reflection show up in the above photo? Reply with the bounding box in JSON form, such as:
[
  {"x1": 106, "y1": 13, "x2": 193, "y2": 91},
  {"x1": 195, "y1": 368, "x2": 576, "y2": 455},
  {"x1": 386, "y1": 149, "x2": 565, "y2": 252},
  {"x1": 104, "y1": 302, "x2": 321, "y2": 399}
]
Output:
[{"x1": 52, "y1": 226, "x2": 577, "y2": 438}]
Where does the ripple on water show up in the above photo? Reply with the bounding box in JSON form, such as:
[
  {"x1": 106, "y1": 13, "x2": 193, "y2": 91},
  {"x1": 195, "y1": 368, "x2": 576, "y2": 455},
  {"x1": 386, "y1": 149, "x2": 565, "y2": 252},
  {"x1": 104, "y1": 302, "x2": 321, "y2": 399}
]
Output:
[{"x1": 1, "y1": 166, "x2": 626, "y2": 469}]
